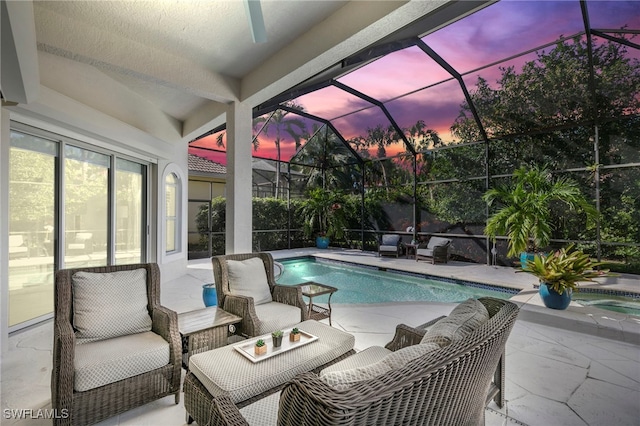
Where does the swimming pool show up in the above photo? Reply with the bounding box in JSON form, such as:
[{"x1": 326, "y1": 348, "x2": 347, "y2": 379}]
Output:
[
  {"x1": 276, "y1": 257, "x2": 518, "y2": 304},
  {"x1": 572, "y1": 292, "x2": 640, "y2": 316}
]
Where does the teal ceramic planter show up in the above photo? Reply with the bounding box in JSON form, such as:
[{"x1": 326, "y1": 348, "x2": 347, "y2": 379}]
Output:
[
  {"x1": 520, "y1": 252, "x2": 535, "y2": 269},
  {"x1": 539, "y1": 283, "x2": 571, "y2": 310},
  {"x1": 316, "y1": 236, "x2": 330, "y2": 249},
  {"x1": 202, "y1": 284, "x2": 217, "y2": 307}
]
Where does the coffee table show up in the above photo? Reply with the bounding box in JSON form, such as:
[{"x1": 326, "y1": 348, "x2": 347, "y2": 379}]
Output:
[
  {"x1": 178, "y1": 306, "x2": 242, "y2": 369},
  {"x1": 184, "y1": 320, "x2": 355, "y2": 425},
  {"x1": 297, "y1": 282, "x2": 338, "y2": 325}
]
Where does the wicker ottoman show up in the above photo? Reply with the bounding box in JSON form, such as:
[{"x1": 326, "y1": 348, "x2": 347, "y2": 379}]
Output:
[{"x1": 184, "y1": 320, "x2": 355, "y2": 425}]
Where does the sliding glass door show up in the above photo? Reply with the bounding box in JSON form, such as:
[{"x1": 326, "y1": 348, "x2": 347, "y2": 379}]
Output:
[{"x1": 8, "y1": 127, "x2": 149, "y2": 330}]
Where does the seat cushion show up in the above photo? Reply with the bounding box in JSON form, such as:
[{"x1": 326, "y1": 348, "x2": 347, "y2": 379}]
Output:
[
  {"x1": 72, "y1": 268, "x2": 152, "y2": 343},
  {"x1": 74, "y1": 331, "x2": 170, "y2": 392},
  {"x1": 426, "y1": 237, "x2": 450, "y2": 249},
  {"x1": 254, "y1": 302, "x2": 301, "y2": 335},
  {"x1": 421, "y1": 298, "x2": 490, "y2": 347},
  {"x1": 379, "y1": 245, "x2": 400, "y2": 252},
  {"x1": 227, "y1": 257, "x2": 272, "y2": 305},
  {"x1": 416, "y1": 248, "x2": 434, "y2": 257}
]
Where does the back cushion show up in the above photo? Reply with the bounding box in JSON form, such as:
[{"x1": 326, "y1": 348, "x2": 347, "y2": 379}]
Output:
[
  {"x1": 427, "y1": 237, "x2": 450, "y2": 249},
  {"x1": 382, "y1": 343, "x2": 440, "y2": 369},
  {"x1": 381, "y1": 234, "x2": 400, "y2": 245},
  {"x1": 421, "y1": 298, "x2": 490, "y2": 347},
  {"x1": 73, "y1": 268, "x2": 152, "y2": 343},
  {"x1": 321, "y1": 359, "x2": 392, "y2": 391},
  {"x1": 227, "y1": 257, "x2": 272, "y2": 305}
]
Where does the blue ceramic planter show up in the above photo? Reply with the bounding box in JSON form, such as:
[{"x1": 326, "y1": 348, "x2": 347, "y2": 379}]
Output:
[
  {"x1": 202, "y1": 284, "x2": 217, "y2": 307},
  {"x1": 520, "y1": 252, "x2": 535, "y2": 269},
  {"x1": 539, "y1": 282, "x2": 571, "y2": 310},
  {"x1": 316, "y1": 236, "x2": 330, "y2": 249}
]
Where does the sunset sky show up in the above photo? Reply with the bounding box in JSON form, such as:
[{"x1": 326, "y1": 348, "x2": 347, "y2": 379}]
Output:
[{"x1": 190, "y1": 0, "x2": 640, "y2": 165}]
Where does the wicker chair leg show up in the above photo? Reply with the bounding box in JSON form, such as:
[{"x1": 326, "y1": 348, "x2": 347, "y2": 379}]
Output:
[{"x1": 175, "y1": 390, "x2": 181, "y2": 404}]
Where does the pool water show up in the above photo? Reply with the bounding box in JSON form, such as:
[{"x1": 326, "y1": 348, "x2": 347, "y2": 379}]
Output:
[
  {"x1": 572, "y1": 292, "x2": 640, "y2": 317},
  {"x1": 277, "y1": 258, "x2": 515, "y2": 304}
]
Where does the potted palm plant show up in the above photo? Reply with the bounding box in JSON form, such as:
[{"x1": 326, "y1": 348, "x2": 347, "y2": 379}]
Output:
[
  {"x1": 483, "y1": 164, "x2": 596, "y2": 267},
  {"x1": 300, "y1": 187, "x2": 348, "y2": 248},
  {"x1": 520, "y1": 244, "x2": 611, "y2": 310}
]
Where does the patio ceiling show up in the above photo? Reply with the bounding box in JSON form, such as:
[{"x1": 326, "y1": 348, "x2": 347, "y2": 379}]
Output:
[{"x1": 2, "y1": 0, "x2": 490, "y2": 148}]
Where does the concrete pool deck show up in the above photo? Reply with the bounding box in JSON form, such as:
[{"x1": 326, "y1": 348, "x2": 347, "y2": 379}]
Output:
[{"x1": 2, "y1": 248, "x2": 639, "y2": 425}]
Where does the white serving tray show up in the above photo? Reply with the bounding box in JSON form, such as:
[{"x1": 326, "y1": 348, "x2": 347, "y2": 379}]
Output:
[{"x1": 233, "y1": 327, "x2": 318, "y2": 363}]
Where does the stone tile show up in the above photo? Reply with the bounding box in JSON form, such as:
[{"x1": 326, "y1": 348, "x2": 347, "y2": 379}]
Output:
[
  {"x1": 507, "y1": 393, "x2": 588, "y2": 426},
  {"x1": 113, "y1": 395, "x2": 186, "y2": 426},
  {"x1": 485, "y1": 408, "x2": 508, "y2": 426},
  {"x1": 588, "y1": 360, "x2": 640, "y2": 391},
  {"x1": 591, "y1": 339, "x2": 640, "y2": 362},
  {"x1": 518, "y1": 340, "x2": 591, "y2": 369},
  {"x1": 506, "y1": 351, "x2": 587, "y2": 403},
  {"x1": 568, "y1": 378, "x2": 640, "y2": 426}
]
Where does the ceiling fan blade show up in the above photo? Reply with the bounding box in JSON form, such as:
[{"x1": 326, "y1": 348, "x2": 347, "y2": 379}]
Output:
[{"x1": 244, "y1": 0, "x2": 267, "y2": 44}]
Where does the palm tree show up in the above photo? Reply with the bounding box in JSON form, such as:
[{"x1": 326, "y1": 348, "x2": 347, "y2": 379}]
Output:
[
  {"x1": 253, "y1": 102, "x2": 307, "y2": 198},
  {"x1": 483, "y1": 164, "x2": 597, "y2": 258}
]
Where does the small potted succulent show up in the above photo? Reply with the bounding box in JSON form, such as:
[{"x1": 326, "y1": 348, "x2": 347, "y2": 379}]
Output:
[
  {"x1": 519, "y1": 244, "x2": 611, "y2": 310},
  {"x1": 254, "y1": 339, "x2": 267, "y2": 355},
  {"x1": 289, "y1": 327, "x2": 301, "y2": 342},
  {"x1": 271, "y1": 330, "x2": 283, "y2": 348}
]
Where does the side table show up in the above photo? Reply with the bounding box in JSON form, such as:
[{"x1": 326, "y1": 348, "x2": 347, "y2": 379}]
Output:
[
  {"x1": 297, "y1": 282, "x2": 338, "y2": 326},
  {"x1": 404, "y1": 243, "x2": 419, "y2": 259},
  {"x1": 178, "y1": 306, "x2": 242, "y2": 369}
]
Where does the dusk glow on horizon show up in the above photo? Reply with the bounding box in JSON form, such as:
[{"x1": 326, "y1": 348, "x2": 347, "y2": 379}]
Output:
[{"x1": 190, "y1": 0, "x2": 640, "y2": 166}]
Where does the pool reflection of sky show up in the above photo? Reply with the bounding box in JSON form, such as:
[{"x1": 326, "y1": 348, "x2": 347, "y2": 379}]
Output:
[{"x1": 191, "y1": 0, "x2": 640, "y2": 164}]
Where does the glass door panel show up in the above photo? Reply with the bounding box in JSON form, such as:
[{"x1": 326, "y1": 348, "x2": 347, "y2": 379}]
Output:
[
  {"x1": 115, "y1": 158, "x2": 145, "y2": 264},
  {"x1": 8, "y1": 132, "x2": 57, "y2": 327},
  {"x1": 64, "y1": 145, "x2": 109, "y2": 268}
]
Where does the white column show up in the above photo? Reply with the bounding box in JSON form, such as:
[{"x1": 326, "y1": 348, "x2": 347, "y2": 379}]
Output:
[
  {"x1": 0, "y1": 108, "x2": 10, "y2": 352},
  {"x1": 225, "y1": 102, "x2": 253, "y2": 254}
]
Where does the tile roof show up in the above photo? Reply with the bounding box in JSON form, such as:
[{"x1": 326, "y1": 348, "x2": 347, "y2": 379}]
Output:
[{"x1": 188, "y1": 154, "x2": 226, "y2": 175}]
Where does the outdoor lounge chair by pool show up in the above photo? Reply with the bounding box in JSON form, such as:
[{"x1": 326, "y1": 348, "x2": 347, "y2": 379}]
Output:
[
  {"x1": 378, "y1": 234, "x2": 402, "y2": 257},
  {"x1": 416, "y1": 236, "x2": 451, "y2": 264},
  {"x1": 212, "y1": 252, "x2": 308, "y2": 337},
  {"x1": 52, "y1": 263, "x2": 181, "y2": 426}
]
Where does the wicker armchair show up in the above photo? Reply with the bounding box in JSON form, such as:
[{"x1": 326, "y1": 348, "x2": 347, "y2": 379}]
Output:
[
  {"x1": 207, "y1": 297, "x2": 518, "y2": 426},
  {"x1": 378, "y1": 234, "x2": 402, "y2": 257},
  {"x1": 212, "y1": 252, "x2": 308, "y2": 337},
  {"x1": 416, "y1": 236, "x2": 451, "y2": 264},
  {"x1": 51, "y1": 263, "x2": 181, "y2": 426}
]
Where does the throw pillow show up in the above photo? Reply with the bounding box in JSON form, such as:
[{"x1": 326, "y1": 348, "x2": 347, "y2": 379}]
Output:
[
  {"x1": 72, "y1": 268, "x2": 152, "y2": 343},
  {"x1": 420, "y1": 298, "x2": 490, "y2": 347},
  {"x1": 321, "y1": 359, "x2": 392, "y2": 391},
  {"x1": 227, "y1": 257, "x2": 272, "y2": 305},
  {"x1": 382, "y1": 343, "x2": 440, "y2": 370}
]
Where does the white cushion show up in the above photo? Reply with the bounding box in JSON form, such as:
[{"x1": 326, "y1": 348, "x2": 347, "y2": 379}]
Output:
[
  {"x1": 416, "y1": 248, "x2": 434, "y2": 257},
  {"x1": 74, "y1": 331, "x2": 170, "y2": 391},
  {"x1": 421, "y1": 298, "x2": 489, "y2": 347},
  {"x1": 320, "y1": 346, "x2": 391, "y2": 375},
  {"x1": 382, "y1": 343, "x2": 440, "y2": 369},
  {"x1": 254, "y1": 302, "x2": 302, "y2": 335},
  {"x1": 379, "y1": 245, "x2": 400, "y2": 252},
  {"x1": 227, "y1": 258, "x2": 272, "y2": 305},
  {"x1": 320, "y1": 359, "x2": 392, "y2": 391},
  {"x1": 72, "y1": 269, "x2": 152, "y2": 343}
]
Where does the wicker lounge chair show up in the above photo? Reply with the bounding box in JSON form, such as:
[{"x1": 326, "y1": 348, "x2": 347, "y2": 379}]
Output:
[
  {"x1": 416, "y1": 236, "x2": 451, "y2": 264},
  {"x1": 212, "y1": 252, "x2": 308, "y2": 337},
  {"x1": 51, "y1": 263, "x2": 181, "y2": 426},
  {"x1": 378, "y1": 234, "x2": 402, "y2": 257},
  {"x1": 207, "y1": 297, "x2": 518, "y2": 426}
]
